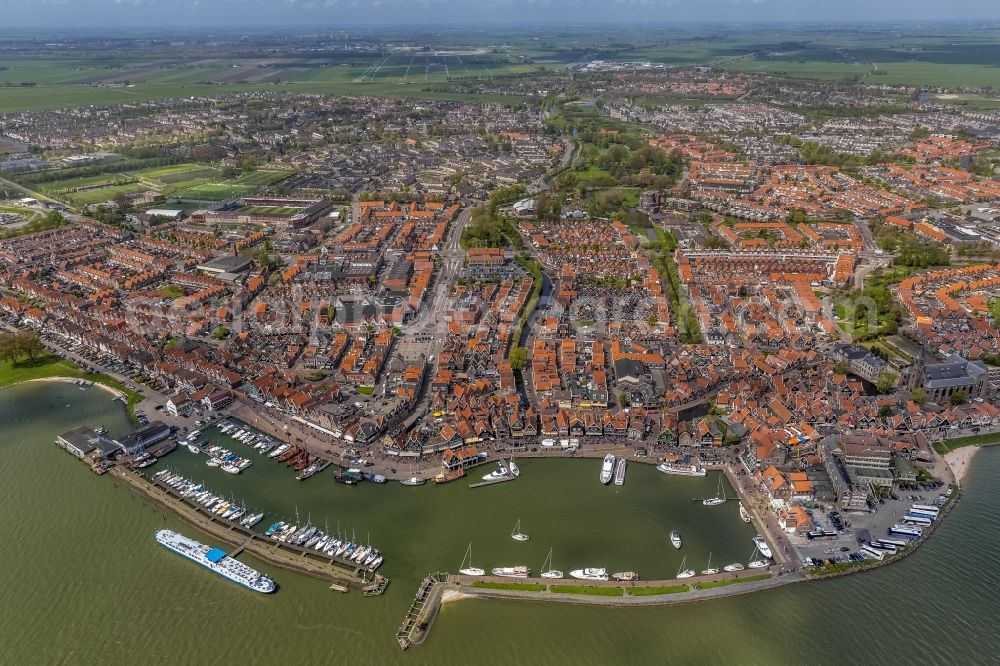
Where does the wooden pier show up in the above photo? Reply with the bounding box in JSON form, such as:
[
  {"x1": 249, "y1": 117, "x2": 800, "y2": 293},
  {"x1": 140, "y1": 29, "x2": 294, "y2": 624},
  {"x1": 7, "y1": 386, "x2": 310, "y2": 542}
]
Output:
[{"x1": 396, "y1": 572, "x2": 448, "y2": 650}]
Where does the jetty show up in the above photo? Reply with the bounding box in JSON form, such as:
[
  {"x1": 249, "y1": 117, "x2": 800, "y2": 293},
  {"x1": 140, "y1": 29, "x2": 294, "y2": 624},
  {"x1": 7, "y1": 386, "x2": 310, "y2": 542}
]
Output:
[
  {"x1": 468, "y1": 458, "x2": 517, "y2": 489},
  {"x1": 115, "y1": 467, "x2": 388, "y2": 595},
  {"x1": 396, "y1": 573, "x2": 448, "y2": 649}
]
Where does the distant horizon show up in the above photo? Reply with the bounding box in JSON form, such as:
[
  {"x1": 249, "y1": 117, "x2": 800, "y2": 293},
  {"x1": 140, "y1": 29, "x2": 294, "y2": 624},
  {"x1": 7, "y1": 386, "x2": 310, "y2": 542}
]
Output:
[{"x1": 4, "y1": 1, "x2": 1000, "y2": 31}]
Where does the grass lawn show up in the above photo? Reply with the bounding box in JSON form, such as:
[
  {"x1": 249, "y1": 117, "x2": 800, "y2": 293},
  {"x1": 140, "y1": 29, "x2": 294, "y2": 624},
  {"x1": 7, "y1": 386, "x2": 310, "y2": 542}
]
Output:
[
  {"x1": 692, "y1": 574, "x2": 771, "y2": 590},
  {"x1": 470, "y1": 581, "x2": 546, "y2": 592},
  {"x1": 933, "y1": 433, "x2": 1000, "y2": 455},
  {"x1": 626, "y1": 584, "x2": 689, "y2": 596},
  {"x1": 356, "y1": 385, "x2": 375, "y2": 395},
  {"x1": 549, "y1": 585, "x2": 624, "y2": 596},
  {"x1": 158, "y1": 285, "x2": 185, "y2": 300}
]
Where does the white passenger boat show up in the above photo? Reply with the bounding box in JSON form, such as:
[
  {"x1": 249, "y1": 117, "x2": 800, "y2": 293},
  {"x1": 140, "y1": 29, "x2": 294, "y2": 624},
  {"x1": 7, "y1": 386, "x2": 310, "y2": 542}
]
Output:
[
  {"x1": 600, "y1": 453, "x2": 615, "y2": 485},
  {"x1": 739, "y1": 503, "x2": 751, "y2": 523},
  {"x1": 723, "y1": 563, "x2": 745, "y2": 572},
  {"x1": 656, "y1": 462, "x2": 707, "y2": 477},
  {"x1": 670, "y1": 530, "x2": 682, "y2": 549}
]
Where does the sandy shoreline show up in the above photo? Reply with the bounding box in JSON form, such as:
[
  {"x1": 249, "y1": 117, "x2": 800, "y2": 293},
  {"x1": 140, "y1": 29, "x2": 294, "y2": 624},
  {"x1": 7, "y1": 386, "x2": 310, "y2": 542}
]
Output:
[
  {"x1": 944, "y1": 445, "x2": 979, "y2": 484},
  {"x1": 18, "y1": 375, "x2": 125, "y2": 397},
  {"x1": 441, "y1": 589, "x2": 474, "y2": 604}
]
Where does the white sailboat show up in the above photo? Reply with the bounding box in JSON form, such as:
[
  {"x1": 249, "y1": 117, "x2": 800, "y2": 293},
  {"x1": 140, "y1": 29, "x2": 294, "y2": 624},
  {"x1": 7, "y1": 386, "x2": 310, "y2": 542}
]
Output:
[
  {"x1": 540, "y1": 548, "x2": 563, "y2": 579},
  {"x1": 676, "y1": 555, "x2": 695, "y2": 579},
  {"x1": 703, "y1": 475, "x2": 727, "y2": 506},
  {"x1": 458, "y1": 543, "x2": 485, "y2": 576},
  {"x1": 748, "y1": 544, "x2": 770, "y2": 569},
  {"x1": 511, "y1": 519, "x2": 529, "y2": 542},
  {"x1": 701, "y1": 552, "x2": 720, "y2": 576}
]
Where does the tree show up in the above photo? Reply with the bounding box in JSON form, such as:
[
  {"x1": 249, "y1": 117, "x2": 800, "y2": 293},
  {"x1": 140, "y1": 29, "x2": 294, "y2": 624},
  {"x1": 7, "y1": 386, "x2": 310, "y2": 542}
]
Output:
[
  {"x1": 878, "y1": 405, "x2": 893, "y2": 418},
  {"x1": 950, "y1": 389, "x2": 968, "y2": 406},
  {"x1": 833, "y1": 361, "x2": 851, "y2": 376},
  {"x1": 876, "y1": 371, "x2": 898, "y2": 395},
  {"x1": 0, "y1": 333, "x2": 17, "y2": 363},
  {"x1": 14, "y1": 331, "x2": 44, "y2": 361},
  {"x1": 911, "y1": 388, "x2": 926, "y2": 404},
  {"x1": 212, "y1": 326, "x2": 231, "y2": 340},
  {"x1": 509, "y1": 346, "x2": 528, "y2": 371}
]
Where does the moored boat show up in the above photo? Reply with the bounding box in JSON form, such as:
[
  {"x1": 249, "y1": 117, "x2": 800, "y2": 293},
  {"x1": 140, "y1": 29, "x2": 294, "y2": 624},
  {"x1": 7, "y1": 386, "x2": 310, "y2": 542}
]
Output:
[
  {"x1": 613, "y1": 457, "x2": 627, "y2": 486},
  {"x1": 569, "y1": 567, "x2": 609, "y2": 581},
  {"x1": 400, "y1": 476, "x2": 425, "y2": 486},
  {"x1": 656, "y1": 462, "x2": 707, "y2": 477},
  {"x1": 752, "y1": 535, "x2": 773, "y2": 559},
  {"x1": 600, "y1": 453, "x2": 615, "y2": 485},
  {"x1": 155, "y1": 529, "x2": 275, "y2": 593},
  {"x1": 491, "y1": 566, "x2": 529, "y2": 578},
  {"x1": 670, "y1": 530, "x2": 682, "y2": 549}
]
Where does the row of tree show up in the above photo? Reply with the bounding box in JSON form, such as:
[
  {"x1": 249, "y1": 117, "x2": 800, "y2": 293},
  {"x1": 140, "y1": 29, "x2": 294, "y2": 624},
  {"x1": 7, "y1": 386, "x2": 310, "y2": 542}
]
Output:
[{"x1": 0, "y1": 331, "x2": 46, "y2": 364}]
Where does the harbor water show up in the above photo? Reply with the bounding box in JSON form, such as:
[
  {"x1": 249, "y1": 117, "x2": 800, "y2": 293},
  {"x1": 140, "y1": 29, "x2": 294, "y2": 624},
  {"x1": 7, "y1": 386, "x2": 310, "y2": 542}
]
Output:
[{"x1": 1, "y1": 381, "x2": 999, "y2": 665}]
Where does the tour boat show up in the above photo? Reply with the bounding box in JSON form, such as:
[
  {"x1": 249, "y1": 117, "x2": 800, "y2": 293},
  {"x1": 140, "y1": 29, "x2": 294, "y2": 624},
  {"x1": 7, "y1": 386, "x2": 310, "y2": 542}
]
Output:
[
  {"x1": 670, "y1": 530, "x2": 682, "y2": 549},
  {"x1": 511, "y1": 519, "x2": 529, "y2": 542},
  {"x1": 491, "y1": 566, "x2": 529, "y2": 578},
  {"x1": 612, "y1": 571, "x2": 639, "y2": 581},
  {"x1": 569, "y1": 567, "x2": 609, "y2": 581},
  {"x1": 656, "y1": 462, "x2": 707, "y2": 477},
  {"x1": 600, "y1": 453, "x2": 615, "y2": 485},
  {"x1": 613, "y1": 457, "x2": 627, "y2": 486}
]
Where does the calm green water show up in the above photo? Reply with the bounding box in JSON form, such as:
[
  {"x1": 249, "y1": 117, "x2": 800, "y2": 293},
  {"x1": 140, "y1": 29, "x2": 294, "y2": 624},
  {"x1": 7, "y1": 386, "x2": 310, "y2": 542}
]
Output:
[{"x1": 1, "y1": 382, "x2": 998, "y2": 665}]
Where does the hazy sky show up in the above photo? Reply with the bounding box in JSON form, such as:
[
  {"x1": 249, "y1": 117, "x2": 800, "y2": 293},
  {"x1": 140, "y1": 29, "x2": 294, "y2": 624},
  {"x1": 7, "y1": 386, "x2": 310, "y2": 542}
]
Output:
[{"x1": 5, "y1": 0, "x2": 1000, "y2": 27}]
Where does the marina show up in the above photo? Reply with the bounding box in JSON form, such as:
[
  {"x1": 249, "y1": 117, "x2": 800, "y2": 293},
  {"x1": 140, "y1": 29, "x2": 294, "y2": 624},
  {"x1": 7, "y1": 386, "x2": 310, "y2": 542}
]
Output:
[{"x1": 3, "y1": 384, "x2": 997, "y2": 665}]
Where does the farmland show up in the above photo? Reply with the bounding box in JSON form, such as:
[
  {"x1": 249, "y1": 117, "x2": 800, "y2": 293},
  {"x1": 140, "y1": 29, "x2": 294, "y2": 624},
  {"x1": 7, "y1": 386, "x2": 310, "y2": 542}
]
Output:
[{"x1": 5, "y1": 160, "x2": 292, "y2": 208}]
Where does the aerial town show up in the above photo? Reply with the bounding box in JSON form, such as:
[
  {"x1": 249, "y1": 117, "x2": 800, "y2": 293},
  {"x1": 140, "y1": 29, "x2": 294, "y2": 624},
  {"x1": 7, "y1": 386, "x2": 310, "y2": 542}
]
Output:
[{"x1": 2, "y1": 29, "x2": 1000, "y2": 631}]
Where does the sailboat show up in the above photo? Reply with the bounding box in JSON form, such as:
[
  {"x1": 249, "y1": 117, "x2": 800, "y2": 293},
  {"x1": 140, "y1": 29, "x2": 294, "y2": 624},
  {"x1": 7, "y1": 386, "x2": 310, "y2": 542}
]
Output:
[
  {"x1": 511, "y1": 519, "x2": 529, "y2": 542},
  {"x1": 701, "y1": 552, "x2": 720, "y2": 576},
  {"x1": 458, "y1": 543, "x2": 485, "y2": 576},
  {"x1": 540, "y1": 547, "x2": 563, "y2": 579},
  {"x1": 703, "y1": 475, "x2": 727, "y2": 506},
  {"x1": 676, "y1": 555, "x2": 695, "y2": 579},
  {"x1": 748, "y1": 544, "x2": 770, "y2": 569}
]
